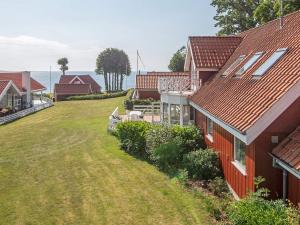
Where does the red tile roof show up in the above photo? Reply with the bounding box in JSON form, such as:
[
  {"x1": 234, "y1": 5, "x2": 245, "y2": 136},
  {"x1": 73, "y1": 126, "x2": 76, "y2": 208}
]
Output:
[
  {"x1": 0, "y1": 72, "x2": 45, "y2": 92},
  {"x1": 59, "y1": 75, "x2": 101, "y2": 93},
  {"x1": 54, "y1": 84, "x2": 92, "y2": 95},
  {"x1": 189, "y1": 36, "x2": 242, "y2": 69},
  {"x1": 0, "y1": 80, "x2": 10, "y2": 95},
  {"x1": 191, "y1": 11, "x2": 300, "y2": 133},
  {"x1": 136, "y1": 72, "x2": 190, "y2": 89},
  {"x1": 273, "y1": 126, "x2": 300, "y2": 171}
]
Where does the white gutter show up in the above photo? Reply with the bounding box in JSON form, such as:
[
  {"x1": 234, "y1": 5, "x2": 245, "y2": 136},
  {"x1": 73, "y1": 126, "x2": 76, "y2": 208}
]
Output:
[{"x1": 190, "y1": 101, "x2": 248, "y2": 144}]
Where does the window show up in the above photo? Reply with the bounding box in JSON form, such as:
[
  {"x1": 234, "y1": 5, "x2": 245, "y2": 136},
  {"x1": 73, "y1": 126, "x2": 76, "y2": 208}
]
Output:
[
  {"x1": 222, "y1": 55, "x2": 246, "y2": 76},
  {"x1": 206, "y1": 118, "x2": 213, "y2": 141},
  {"x1": 235, "y1": 52, "x2": 264, "y2": 76},
  {"x1": 253, "y1": 48, "x2": 288, "y2": 77},
  {"x1": 170, "y1": 104, "x2": 180, "y2": 124},
  {"x1": 163, "y1": 103, "x2": 168, "y2": 122},
  {"x1": 234, "y1": 137, "x2": 246, "y2": 172}
]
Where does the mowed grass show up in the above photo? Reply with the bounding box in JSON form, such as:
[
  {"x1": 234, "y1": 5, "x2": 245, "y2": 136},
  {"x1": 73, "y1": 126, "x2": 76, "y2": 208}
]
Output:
[{"x1": 0, "y1": 97, "x2": 213, "y2": 225}]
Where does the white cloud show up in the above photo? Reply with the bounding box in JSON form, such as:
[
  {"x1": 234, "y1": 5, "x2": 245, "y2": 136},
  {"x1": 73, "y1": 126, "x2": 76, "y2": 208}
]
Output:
[
  {"x1": 0, "y1": 35, "x2": 98, "y2": 71},
  {"x1": 0, "y1": 35, "x2": 68, "y2": 49}
]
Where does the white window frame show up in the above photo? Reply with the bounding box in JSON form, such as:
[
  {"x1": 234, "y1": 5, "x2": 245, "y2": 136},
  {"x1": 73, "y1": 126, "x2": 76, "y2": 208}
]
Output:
[
  {"x1": 252, "y1": 48, "x2": 288, "y2": 77},
  {"x1": 206, "y1": 118, "x2": 214, "y2": 142},
  {"x1": 235, "y1": 52, "x2": 264, "y2": 76},
  {"x1": 232, "y1": 137, "x2": 247, "y2": 175}
]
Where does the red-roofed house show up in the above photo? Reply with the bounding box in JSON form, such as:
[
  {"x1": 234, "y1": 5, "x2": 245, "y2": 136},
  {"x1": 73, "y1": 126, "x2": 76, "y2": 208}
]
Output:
[
  {"x1": 135, "y1": 72, "x2": 190, "y2": 100},
  {"x1": 159, "y1": 11, "x2": 300, "y2": 204},
  {"x1": 54, "y1": 75, "x2": 101, "y2": 101},
  {"x1": 0, "y1": 71, "x2": 46, "y2": 112}
]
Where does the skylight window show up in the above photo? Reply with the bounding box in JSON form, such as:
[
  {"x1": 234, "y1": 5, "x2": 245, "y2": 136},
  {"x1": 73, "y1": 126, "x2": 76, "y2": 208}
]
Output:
[
  {"x1": 235, "y1": 52, "x2": 264, "y2": 76},
  {"x1": 222, "y1": 55, "x2": 246, "y2": 76},
  {"x1": 253, "y1": 48, "x2": 288, "y2": 77}
]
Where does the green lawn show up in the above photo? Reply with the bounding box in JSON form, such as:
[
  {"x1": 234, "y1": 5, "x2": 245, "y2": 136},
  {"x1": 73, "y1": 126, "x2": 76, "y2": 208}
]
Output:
[{"x1": 0, "y1": 97, "x2": 213, "y2": 225}]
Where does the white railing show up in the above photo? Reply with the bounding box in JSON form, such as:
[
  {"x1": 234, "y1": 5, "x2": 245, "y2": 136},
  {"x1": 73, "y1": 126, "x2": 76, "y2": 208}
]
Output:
[
  {"x1": 133, "y1": 102, "x2": 160, "y2": 114},
  {"x1": 158, "y1": 77, "x2": 202, "y2": 93},
  {"x1": 108, "y1": 107, "x2": 121, "y2": 132},
  {"x1": 0, "y1": 101, "x2": 54, "y2": 125}
]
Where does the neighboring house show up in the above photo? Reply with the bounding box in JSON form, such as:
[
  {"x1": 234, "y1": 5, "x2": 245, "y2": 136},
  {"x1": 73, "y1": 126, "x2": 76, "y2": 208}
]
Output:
[
  {"x1": 0, "y1": 71, "x2": 46, "y2": 112},
  {"x1": 160, "y1": 11, "x2": 300, "y2": 204},
  {"x1": 54, "y1": 75, "x2": 101, "y2": 101},
  {"x1": 135, "y1": 72, "x2": 190, "y2": 100}
]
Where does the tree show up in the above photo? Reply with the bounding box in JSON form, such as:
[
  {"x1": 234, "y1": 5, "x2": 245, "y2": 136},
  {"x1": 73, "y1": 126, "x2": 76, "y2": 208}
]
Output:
[
  {"x1": 57, "y1": 57, "x2": 69, "y2": 75},
  {"x1": 95, "y1": 48, "x2": 131, "y2": 92},
  {"x1": 254, "y1": 0, "x2": 300, "y2": 25},
  {"x1": 211, "y1": 0, "x2": 300, "y2": 35},
  {"x1": 168, "y1": 46, "x2": 186, "y2": 72},
  {"x1": 211, "y1": 0, "x2": 260, "y2": 35}
]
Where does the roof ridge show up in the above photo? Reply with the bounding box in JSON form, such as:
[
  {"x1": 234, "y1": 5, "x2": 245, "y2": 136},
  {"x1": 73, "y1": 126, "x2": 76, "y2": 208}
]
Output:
[{"x1": 239, "y1": 9, "x2": 300, "y2": 36}]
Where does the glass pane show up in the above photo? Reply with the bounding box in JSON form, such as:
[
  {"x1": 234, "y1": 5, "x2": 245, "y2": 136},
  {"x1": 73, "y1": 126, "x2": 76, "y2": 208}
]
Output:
[
  {"x1": 207, "y1": 118, "x2": 213, "y2": 135},
  {"x1": 170, "y1": 104, "x2": 180, "y2": 124},
  {"x1": 223, "y1": 55, "x2": 245, "y2": 76},
  {"x1": 235, "y1": 138, "x2": 246, "y2": 168},
  {"x1": 183, "y1": 106, "x2": 190, "y2": 125},
  {"x1": 163, "y1": 103, "x2": 168, "y2": 122},
  {"x1": 236, "y1": 52, "x2": 264, "y2": 76},
  {"x1": 253, "y1": 48, "x2": 287, "y2": 76}
]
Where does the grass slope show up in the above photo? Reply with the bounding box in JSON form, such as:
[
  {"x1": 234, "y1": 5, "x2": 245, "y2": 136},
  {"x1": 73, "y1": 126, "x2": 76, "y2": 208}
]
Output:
[{"x1": 0, "y1": 97, "x2": 213, "y2": 225}]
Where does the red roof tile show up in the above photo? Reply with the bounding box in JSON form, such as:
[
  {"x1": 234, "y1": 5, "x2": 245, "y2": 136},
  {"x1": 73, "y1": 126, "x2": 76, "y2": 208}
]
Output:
[
  {"x1": 0, "y1": 80, "x2": 10, "y2": 95},
  {"x1": 59, "y1": 75, "x2": 101, "y2": 93},
  {"x1": 189, "y1": 36, "x2": 242, "y2": 69},
  {"x1": 136, "y1": 72, "x2": 190, "y2": 89},
  {"x1": 191, "y1": 11, "x2": 300, "y2": 133},
  {"x1": 273, "y1": 126, "x2": 300, "y2": 171},
  {"x1": 54, "y1": 83, "x2": 92, "y2": 95},
  {"x1": 0, "y1": 72, "x2": 45, "y2": 92}
]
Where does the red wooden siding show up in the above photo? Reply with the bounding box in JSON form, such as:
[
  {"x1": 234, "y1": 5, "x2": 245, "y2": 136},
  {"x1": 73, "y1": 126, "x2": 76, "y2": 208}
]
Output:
[
  {"x1": 137, "y1": 90, "x2": 160, "y2": 100},
  {"x1": 195, "y1": 111, "x2": 255, "y2": 198},
  {"x1": 254, "y1": 98, "x2": 300, "y2": 200},
  {"x1": 288, "y1": 174, "x2": 300, "y2": 206}
]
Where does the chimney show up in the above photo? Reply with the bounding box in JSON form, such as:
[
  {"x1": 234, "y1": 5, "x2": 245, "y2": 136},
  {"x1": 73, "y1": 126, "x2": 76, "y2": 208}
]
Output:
[
  {"x1": 22, "y1": 71, "x2": 31, "y2": 107},
  {"x1": 280, "y1": 0, "x2": 284, "y2": 29}
]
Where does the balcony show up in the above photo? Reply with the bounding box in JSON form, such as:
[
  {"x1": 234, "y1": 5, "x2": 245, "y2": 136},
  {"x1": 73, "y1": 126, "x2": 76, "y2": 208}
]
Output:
[{"x1": 158, "y1": 77, "x2": 202, "y2": 94}]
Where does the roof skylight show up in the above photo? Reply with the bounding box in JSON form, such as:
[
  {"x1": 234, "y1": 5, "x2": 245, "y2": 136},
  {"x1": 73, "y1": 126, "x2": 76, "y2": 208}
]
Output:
[
  {"x1": 235, "y1": 52, "x2": 264, "y2": 76},
  {"x1": 222, "y1": 55, "x2": 246, "y2": 77},
  {"x1": 253, "y1": 48, "x2": 288, "y2": 77}
]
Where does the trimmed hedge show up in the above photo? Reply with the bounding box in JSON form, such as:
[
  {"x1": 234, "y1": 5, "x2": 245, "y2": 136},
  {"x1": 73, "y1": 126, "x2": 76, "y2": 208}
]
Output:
[
  {"x1": 66, "y1": 90, "x2": 129, "y2": 101},
  {"x1": 124, "y1": 98, "x2": 156, "y2": 110}
]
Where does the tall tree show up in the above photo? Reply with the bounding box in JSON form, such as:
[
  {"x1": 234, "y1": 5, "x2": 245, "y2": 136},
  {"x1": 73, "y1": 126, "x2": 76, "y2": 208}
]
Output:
[
  {"x1": 254, "y1": 0, "x2": 300, "y2": 25},
  {"x1": 57, "y1": 57, "x2": 69, "y2": 75},
  {"x1": 95, "y1": 48, "x2": 131, "y2": 92},
  {"x1": 211, "y1": 0, "x2": 260, "y2": 35},
  {"x1": 168, "y1": 46, "x2": 186, "y2": 72}
]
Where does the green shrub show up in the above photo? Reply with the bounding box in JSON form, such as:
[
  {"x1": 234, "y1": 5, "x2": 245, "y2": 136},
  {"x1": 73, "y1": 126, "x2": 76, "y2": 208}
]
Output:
[
  {"x1": 145, "y1": 124, "x2": 173, "y2": 157},
  {"x1": 116, "y1": 121, "x2": 152, "y2": 158},
  {"x1": 183, "y1": 149, "x2": 221, "y2": 180},
  {"x1": 171, "y1": 125, "x2": 206, "y2": 153},
  {"x1": 124, "y1": 98, "x2": 155, "y2": 110},
  {"x1": 151, "y1": 141, "x2": 182, "y2": 172},
  {"x1": 228, "y1": 189, "x2": 300, "y2": 225},
  {"x1": 208, "y1": 177, "x2": 229, "y2": 198},
  {"x1": 173, "y1": 169, "x2": 189, "y2": 186},
  {"x1": 66, "y1": 90, "x2": 128, "y2": 101}
]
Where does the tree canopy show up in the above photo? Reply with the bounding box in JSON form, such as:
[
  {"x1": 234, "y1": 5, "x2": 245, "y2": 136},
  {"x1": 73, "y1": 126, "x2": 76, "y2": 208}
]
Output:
[
  {"x1": 95, "y1": 48, "x2": 131, "y2": 92},
  {"x1": 211, "y1": 0, "x2": 300, "y2": 35},
  {"x1": 57, "y1": 57, "x2": 69, "y2": 75},
  {"x1": 168, "y1": 46, "x2": 186, "y2": 72}
]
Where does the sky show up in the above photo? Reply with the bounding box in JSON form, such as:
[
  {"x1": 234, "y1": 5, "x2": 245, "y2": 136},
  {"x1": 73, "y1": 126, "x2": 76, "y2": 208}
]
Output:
[{"x1": 0, "y1": 0, "x2": 218, "y2": 71}]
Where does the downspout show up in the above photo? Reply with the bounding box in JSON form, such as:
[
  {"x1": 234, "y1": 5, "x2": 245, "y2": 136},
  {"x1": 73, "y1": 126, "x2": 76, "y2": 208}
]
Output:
[{"x1": 282, "y1": 169, "x2": 288, "y2": 202}]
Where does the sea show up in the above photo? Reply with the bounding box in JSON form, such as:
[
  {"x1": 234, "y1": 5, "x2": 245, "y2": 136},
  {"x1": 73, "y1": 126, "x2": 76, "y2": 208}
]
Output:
[{"x1": 31, "y1": 71, "x2": 137, "y2": 93}]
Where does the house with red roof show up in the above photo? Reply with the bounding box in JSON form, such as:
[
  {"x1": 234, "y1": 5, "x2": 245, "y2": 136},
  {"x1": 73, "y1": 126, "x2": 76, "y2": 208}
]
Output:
[
  {"x1": 54, "y1": 75, "x2": 101, "y2": 101},
  {"x1": 0, "y1": 71, "x2": 46, "y2": 114},
  {"x1": 135, "y1": 72, "x2": 190, "y2": 100},
  {"x1": 159, "y1": 11, "x2": 300, "y2": 204}
]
